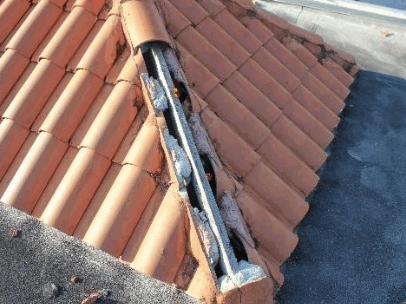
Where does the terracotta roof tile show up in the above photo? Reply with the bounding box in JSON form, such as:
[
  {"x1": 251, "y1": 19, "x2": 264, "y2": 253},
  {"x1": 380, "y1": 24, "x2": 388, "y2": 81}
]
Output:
[
  {"x1": 39, "y1": 69, "x2": 104, "y2": 142},
  {"x1": 107, "y1": 48, "x2": 147, "y2": 85},
  {"x1": 176, "y1": 26, "x2": 236, "y2": 82},
  {"x1": 40, "y1": 147, "x2": 111, "y2": 235},
  {"x1": 264, "y1": 37, "x2": 308, "y2": 80},
  {"x1": 321, "y1": 57, "x2": 354, "y2": 87},
  {"x1": 0, "y1": 132, "x2": 68, "y2": 213},
  {"x1": 222, "y1": 71, "x2": 282, "y2": 128},
  {"x1": 0, "y1": 0, "x2": 30, "y2": 44},
  {"x1": 76, "y1": 15, "x2": 124, "y2": 78},
  {"x1": 65, "y1": 19, "x2": 104, "y2": 72},
  {"x1": 6, "y1": 1, "x2": 61, "y2": 58},
  {"x1": 238, "y1": 15, "x2": 274, "y2": 44},
  {"x1": 155, "y1": 0, "x2": 191, "y2": 37},
  {"x1": 238, "y1": 58, "x2": 291, "y2": 108},
  {"x1": 196, "y1": 17, "x2": 250, "y2": 67},
  {"x1": 282, "y1": 35, "x2": 317, "y2": 69},
  {"x1": 214, "y1": 10, "x2": 262, "y2": 54},
  {"x1": 0, "y1": 4, "x2": 34, "y2": 52},
  {"x1": 31, "y1": 11, "x2": 69, "y2": 63},
  {"x1": 175, "y1": 42, "x2": 220, "y2": 97},
  {"x1": 0, "y1": 61, "x2": 36, "y2": 116},
  {"x1": 82, "y1": 165, "x2": 157, "y2": 257},
  {"x1": 71, "y1": 0, "x2": 104, "y2": 15},
  {"x1": 3, "y1": 59, "x2": 65, "y2": 128},
  {"x1": 195, "y1": 0, "x2": 225, "y2": 18},
  {"x1": 310, "y1": 63, "x2": 349, "y2": 100},
  {"x1": 271, "y1": 116, "x2": 328, "y2": 170},
  {"x1": 301, "y1": 72, "x2": 345, "y2": 114},
  {"x1": 167, "y1": 0, "x2": 208, "y2": 25},
  {"x1": 206, "y1": 84, "x2": 270, "y2": 149},
  {"x1": 130, "y1": 188, "x2": 186, "y2": 282},
  {"x1": 123, "y1": 116, "x2": 164, "y2": 172},
  {"x1": 291, "y1": 84, "x2": 339, "y2": 131},
  {"x1": 256, "y1": 133, "x2": 319, "y2": 196},
  {"x1": 79, "y1": 82, "x2": 139, "y2": 159},
  {"x1": 244, "y1": 161, "x2": 309, "y2": 228},
  {"x1": 288, "y1": 24, "x2": 323, "y2": 45},
  {"x1": 252, "y1": 46, "x2": 300, "y2": 93},
  {"x1": 39, "y1": 7, "x2": 96, "y2": 68},
  {"x1": 282, "y1": 99, "x2": 334, "y2": 149},
  {"x1": 201, "y1": 108, "x2": 260, "y2": 176},
  {"x1": 0, "y1": 118, "x2": 29, "y2": 180},
  {"x1": 31, "y1": 72, "x2": 74, "y2": 133}
]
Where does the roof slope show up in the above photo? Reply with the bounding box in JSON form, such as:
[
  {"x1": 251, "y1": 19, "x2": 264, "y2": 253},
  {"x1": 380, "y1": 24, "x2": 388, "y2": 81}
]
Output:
[
  {"x1": 153, "y1": 0, "x2": 358, "y2": 289},
  {"x1": 0, "y1": 1, "x2": 221, "y2": 302},
  {"x1": 0, "y1": 0, "x2": 358, "y2": 302}
]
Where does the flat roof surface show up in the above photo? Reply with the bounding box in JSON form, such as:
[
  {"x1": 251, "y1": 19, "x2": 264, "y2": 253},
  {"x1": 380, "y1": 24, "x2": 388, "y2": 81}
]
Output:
[{"x1": 258, "y1": 3, "x2": 406, "y2": 303}]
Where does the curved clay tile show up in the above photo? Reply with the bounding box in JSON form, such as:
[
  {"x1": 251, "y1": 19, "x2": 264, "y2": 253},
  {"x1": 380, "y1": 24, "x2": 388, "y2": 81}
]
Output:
[
  {"x1": 40, "y1": 147, "x2": 111, "y2": 234},
  {"x1": 72, "y1": 0, "x2": 105, "y2": 15},
  {"x1": 39, "y1": 69, "x2": 103, "y2": 142},
  {"x1": 244, "y1": 161, "x2": 309, "y2": 228},
  {"x1": 256, "y1": 133, "x2": 319, "y2": 196},
  {"x1": 76, "y1": 14, "x2": 125, "y2": 78},
  {"x1": 3, "y1": 59, "x2": 64, "y2": 128},
  {"x1": 0, "y1": 0, "x2": 30, "y2": 44},
  {"x1": 82, "y1": 164, "x2": 157, "y2": 257},
  {"x1": 123, "y1": 115, "x2": 164, "y2": 173},
  {"x1": 6, "y1": 0, "x2": 61, "y2": 58},
  {"x1": 130, "y1": 186, "x2": 187, "y2": 283},
  {"x1": 120, "y1": 0, "x2": 170, "y2": 53},
  {"x1": 281, "y1": 99, "x2": 334, "y2": 149},
  {"x1": 1, "y1": 132, "x2": 68, "y2": 213},
  {"x1": 155, "y1": 0, "x2": 191, "y2": 37},
  {"x1": 39, "y1": 7, "x2": 96, "y2": 68},
  {"x1": 0, "y1": 49, "x2": 29, "y2": 103},
  {"x1": 167, "y1": 0, "x2": 208, "y2": 25},
  {"x1": 291, "y1": 84, "x2": 339, "y2": 131},
  {"x1": 0, "y1": 118, "x2": 29, "y2": 180},
  {"x1": 80, "y1": 81, "x2": 139, "y2": 159}
]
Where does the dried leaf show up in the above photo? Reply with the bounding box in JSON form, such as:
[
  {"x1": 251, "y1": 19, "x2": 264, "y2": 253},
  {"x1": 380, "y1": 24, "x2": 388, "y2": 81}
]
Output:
[{"x1": 382, "y1": 30, "x2": 389, "y2": 37}]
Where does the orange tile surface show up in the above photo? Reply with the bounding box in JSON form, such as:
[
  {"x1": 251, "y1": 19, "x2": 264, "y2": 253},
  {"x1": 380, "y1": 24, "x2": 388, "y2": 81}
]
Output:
[{"x1": 0, "y1": 0, "x2": 357, "y2": 302}]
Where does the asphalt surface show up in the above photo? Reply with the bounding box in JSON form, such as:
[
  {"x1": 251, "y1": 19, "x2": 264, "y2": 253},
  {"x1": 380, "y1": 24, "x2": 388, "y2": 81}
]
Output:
[
  {"x1": 277, "y1": 71, "x2": 406, "y2": 304},
  {"x1": 0, "y1": 203, "x2": 199, "y2": 304}
]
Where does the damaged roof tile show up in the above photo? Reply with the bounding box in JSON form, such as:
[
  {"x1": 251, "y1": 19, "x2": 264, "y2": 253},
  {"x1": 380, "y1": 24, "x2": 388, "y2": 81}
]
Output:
[{"x1": 0, "y1": 0, "x2": 358, "y2": 302}]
